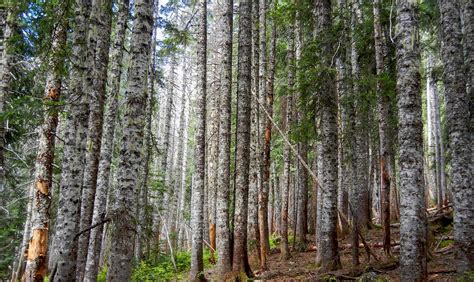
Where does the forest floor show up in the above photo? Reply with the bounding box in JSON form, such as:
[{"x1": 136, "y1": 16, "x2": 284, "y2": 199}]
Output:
[{"x1": 206, "y1": 208, "x2": 460, "y2": 281}]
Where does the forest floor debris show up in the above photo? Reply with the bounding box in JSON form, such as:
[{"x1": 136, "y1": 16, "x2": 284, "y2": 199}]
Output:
[{"x1": 206, "y1": 216, "x2": 461, "y2": 281}]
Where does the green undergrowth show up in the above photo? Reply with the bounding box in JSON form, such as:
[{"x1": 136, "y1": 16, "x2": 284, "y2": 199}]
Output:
[{"x1": 130, "y1": 249, "x2": 215, "y2": 281}]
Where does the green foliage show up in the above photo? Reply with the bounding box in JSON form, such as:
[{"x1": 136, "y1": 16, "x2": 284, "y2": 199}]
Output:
[
  {"x1": 131, "y1": 250, "x2": 200, "y2": 281},
  {"x1": 97, "y1": 266, "x2": 107, "y2": 282}
]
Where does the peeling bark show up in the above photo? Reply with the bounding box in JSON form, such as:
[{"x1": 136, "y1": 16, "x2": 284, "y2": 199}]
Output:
[{"x1": 22, "y1": 2, "x2": 68, "y2": 280}]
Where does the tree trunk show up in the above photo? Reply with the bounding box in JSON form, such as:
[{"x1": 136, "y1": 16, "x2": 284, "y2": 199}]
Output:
[
  {"x1": 350, "y1": 1, "x2": 369, "y2": 267},
  {"x1": 248, "y1": 0, "x2": 260, "y2": 251},
  {"x1": 0, "y1": 0, "x2": 17, "y2": 197},
  {"x1": 335, "y1": 0, "x2": 350, "y2": 237},
  {"x1": 50, "y1": 0, "x2": 92, "y2": 279},
  {"x1": 190, "y1": 0, "x2": 207, "y2": 280},
  {"x1": 259, "y1": 0, "x2": 274, "y2": 266},
  {"x1": 232, "y1": 0, "x2": 252, "y2": 275},
  {"x1": 207, "y1": 56, "x2": 219, "y2": 254},
  {"x1": 314, "y1": 0, "x2": 341, "y2": 272},
  {"x1": 280, "y1": 22, "x2": 294, "y2": 260},
  {"x1": 22, "y1": 3, "x2": 68, "y2": 280},
  {"x1": 215, "y1": 0, "x2": 233, "y2": 275},
  {"x1": 396, "y1": 1, "x2": 427, "y2": 280},
  {"x1": 76, "y1": 0, "x2": 113, "y2": 279},
  {"x1": 257, "y1": 0, "x2": 270, "y2": 268},
  {"x1": 373, "y1": 0, "x2": 392, "y2": 256},
  {"x1": 13, "y1": 181, "x2": 34, "y2": 281},
  {"x1": 105, "y1": 0, "x2": 153, "y2": 279},
  {"x1": 83, "y1": 0, "x2": 129, "y2": 279},
  {"x1": 438, "y1": 0, "x2": 474, "y2": 273}
]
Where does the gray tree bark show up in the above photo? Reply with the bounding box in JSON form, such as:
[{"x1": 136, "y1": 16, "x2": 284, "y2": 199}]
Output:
[
  {"x1": 105, "y1": 0, "x2": 153, "y2": 279},
  {"x1": 248, "y1": 0, "x2": 260, "y2": 249},
  {"x1": 396, "y1": 1, "x2": 427, "y2": 280},
  {"x1": 215, "y1": 0, "x2": 233, "y2": 275},
  {"x1": 232, "y1": 0, "x2": 252, "y2": 275},
  {"x1": 438, "y1": 0, "x2": 474, "y2": 273},
  {"x1": 22, "y1": 2, "x2": 68, "y2": 280},
  {"x1": 373, "y1": 0, "x2": 393, "y2": 255},
  {"x1": 335, "y1": 0, "x2": 350, "y2": 237},
  {"x1": 0, "y1": 0, "x2": 16, "y2": 197},
  {"x1": 50, "y1": 0, "x2": 92, "y2": 279},
  {"x1": 350, "y1": 1, "x2": 369, "y2": 266},
  {"x1": 76, "y1": 1, "x2": 113, "y2": 279},
  {"x1": 280, "y1": 21, "x2": 294, "y2": 260},
  {"x1": 314, "y1": 0, "x2": 341, "y2": 272},
  {"x1": 83, "y1": 0, "x2": 129, "y2": 279},
  {"x1": 190, "y1": 0, "x2": 207, "y2": 279}
]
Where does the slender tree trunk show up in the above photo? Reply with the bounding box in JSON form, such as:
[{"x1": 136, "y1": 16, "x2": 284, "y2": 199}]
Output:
[
  {"x1": 294, "y1": 16, "x2": 308, "y2": 249},
  {"x1": 105, "y1": 0, "x2": 153, "y2": 279},
  {"x1": 22, "y1": 3, "x2": 68, "y2": 280},
  {"x1": 232, "y1": 0, "x2": 252, "y2": 275},
  {"x1": 280, "y1": 22, "x2": 294, "y2": 260},
  {"x1": 335, "y1": 0, "x2": 350, "y2": 237},
  {"x1": 13, "y1": 182, "x2": 34, "y2": 281},
  {"x1": 248, "y1": 0, "x2": 260, "y2": 251},
  {"x1": 396, "y1": 1, "x2": 427, "y2": 280},
  {"x1": 207, "y1": 58, "x2": 219, "y2": 254},
  {"x1": 173, "y1": 54, "x2": 188, "y2": 252},
  {"x1": 0, "y1": 0, "x2": 16, "y2": 197},
  {"x1": 83, "y1": 0, "x2": 129, "y2": 279},
  {"x1": 373, "y1": 0, "x2": 392, "y2": 255},
  {"x1": 350, "y1": 1, "x2": 369, "y2": 267},
  {"x1": 259, "y1": 0, "x2": 274, "y2": 266},
  {"x1": 50, "y1": 0, "x2": 92, "y2": 279},
  {"x1": 76, "y1": 1, "x2": 113, "y2": 279},
  {"x1": 190, "y1": 0, "x2": 207, "y2": 279},
  {"x1": 314, "y1": 0, "x2": 341, "y2": 272},
  {"x1": 438, "y1": 0, "x2": 474, "y2": 273},
  {"x1": 216, "y1": 0, "x2": 233, "y2": 275}
]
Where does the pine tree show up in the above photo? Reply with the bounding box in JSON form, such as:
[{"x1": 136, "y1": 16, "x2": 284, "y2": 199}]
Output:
[
  {"x1": 396, "y1": 0, "x2": 427, "y2": 280},
  {"x1": 105, "y1": 0, "x2": 154, "y2": 279}
]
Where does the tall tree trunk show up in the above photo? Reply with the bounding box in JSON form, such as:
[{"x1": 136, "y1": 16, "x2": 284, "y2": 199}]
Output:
[
  {"x1": 350, "y1": 0, "x2": 369, "y2": 266},
  {"x1": 83, "y1": 0, "x2": 129, "y2": 279},
  {"x1": 396, "y1": 1, "x2": 427, "y2": 280},
  {"x1": 13, "y1": 181, "x2": 34, "y2": 281},
  {"x1": 105, "y1": 0, "x2": 153, "y2": 279},
  {"x1": 0, "y1": 0, "x2": 17, "y2": 197},
  {"x1": 259, "y1": 0, "x2": 274, "y2": 267},
  {"x1": 426, "y1": 55, "x2": 444, "y2": 208},
  {"x1": 462, "y1": 1, "x2": 473, "y2": 164},
  {"x1": 335, "y1": 0, "x2": 350, "y2": 237},
  {"x1": 190, "y1": 0, "x2": 207, "y2": 279},
  {"x1": 216, "y1": 0, "x2": 233, "y2": 275},
  {"x1": 173, "y1": 54, "x2": 188, "y2": 252},
  {"x1": 280, "y1": 21, "x2": 294, "y2": 260},
  {"x1": 22, "y1": 3, "x2": 68, "y2": 280},
  {"x1": 373, "y1": 0, "x2": 392, "y2": 255},
  {"x1": 248, "y1": 0, "x2": 260, "y2": 250},
  {"x1": 314, "y1": 0, "x2": 341, "y2": 272},
  {"x1": 76, "y1": 1, "x2": 113, "y2": 279},
  {"x1": 438, "y1": 0, "x2": 474, "y2": 273},
  {"x1": 232, "y1": 0, "x2": 252, "y2": 275},
  {"x1": 294, "y1": 15, "x2": 308, "y2": 249},
  {"x1": 50, "y1": 0, "x2": 92, "y2": 279},
  {"x1": 207, "y1": 56, "x2": 219, "y2": 254},
  {"x1": 176, "y1": 53, "x2": 191, "y2": 253}
]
